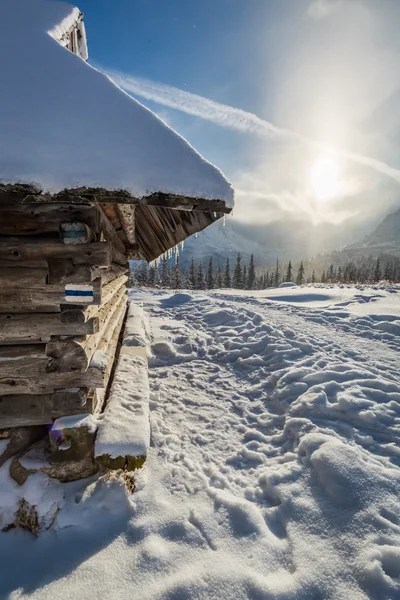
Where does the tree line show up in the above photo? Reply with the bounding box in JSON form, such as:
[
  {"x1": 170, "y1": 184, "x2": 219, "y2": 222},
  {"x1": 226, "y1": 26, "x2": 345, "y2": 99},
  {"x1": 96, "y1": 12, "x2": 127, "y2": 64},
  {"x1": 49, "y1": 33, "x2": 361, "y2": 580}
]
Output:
[{"x1": 130, "y1": 251, "x2": 400, "y2": 290}]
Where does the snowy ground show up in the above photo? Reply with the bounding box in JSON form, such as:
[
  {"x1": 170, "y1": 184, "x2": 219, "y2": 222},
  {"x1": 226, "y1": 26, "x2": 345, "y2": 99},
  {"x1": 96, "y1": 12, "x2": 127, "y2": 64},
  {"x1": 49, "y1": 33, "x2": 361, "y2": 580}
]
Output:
[{"x1": 1, "y1": 284, "x2": 400, "y2": 599}]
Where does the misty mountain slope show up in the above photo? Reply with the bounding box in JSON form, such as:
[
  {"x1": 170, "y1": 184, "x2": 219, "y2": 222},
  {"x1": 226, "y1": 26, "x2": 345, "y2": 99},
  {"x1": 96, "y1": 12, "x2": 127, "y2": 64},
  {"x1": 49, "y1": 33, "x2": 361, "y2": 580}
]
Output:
[
  {"x1": 180, "y1": 216, "x2": 371, "y2": 268},
  {"x1": 346, "y1": 208, "x2": 400, "y2": 256},
  {"x1": 179, "y1": 219, "x2": 268, "y2": 267}
]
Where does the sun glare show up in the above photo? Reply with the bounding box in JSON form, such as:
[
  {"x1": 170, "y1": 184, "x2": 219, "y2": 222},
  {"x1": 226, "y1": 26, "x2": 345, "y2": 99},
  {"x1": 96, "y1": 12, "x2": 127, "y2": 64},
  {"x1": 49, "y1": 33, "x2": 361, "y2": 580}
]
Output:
[{"x1": 310, "y1": 156, "x2": 340, "y2": 201}]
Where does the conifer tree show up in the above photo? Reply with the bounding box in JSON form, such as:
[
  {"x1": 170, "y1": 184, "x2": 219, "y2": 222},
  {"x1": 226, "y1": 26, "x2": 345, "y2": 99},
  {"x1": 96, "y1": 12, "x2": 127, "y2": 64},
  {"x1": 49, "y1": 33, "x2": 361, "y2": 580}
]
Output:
[
  {"x1": 296, "y1": 262, "x2": 305, "y2": 285},
  {"x1": 224, "y1": 258, "x2": 231, "y2": 288},
  {"x1": 337, "y1": 266, "x2": 342, "y2": 282},
  {"x1": 311, "y1": 270, "x2": 316, "y2": 284},
  {"x1": 247, "y1": 254, "x2": 256, "y2": 289},
  {"x1": 384, "y1": 261, "x2": 392, "y2": 281},
  {"x1": 196, "y1": 262, "x2": 206, "y2": 289},
  {"x1": 161, "y1": 256, "x2": 170, "y2": 287},
  {"x1": 148, "y1": 264, "x2": 158, "y2": 287},
  {"x1": 274, "y1": 259, "x2": 281, "y2": 287},
  {"x1": 136, "y1": 261, "x2": 148, "y2": 286},
  {"x1": 172, "y1": 255, "x2": 183, "y2": 289},
  {"x1": 233, "y1": 253, "x2": 243, "y2": 288},
  {"x1": 285, "y1": 261, "x2": 293, "y2": 282},
  {"x1": 243, "y1": 265, "x2": 247, "y2": 289},
  {"x1": 374, "y1": 258, "x2": 381, "y2": 282},
  {"x1": 215, "y1": 266, "x2": 223, "y2": 288},
  {"x1": 206, "y1": 257, "x2": 214, "y2": 289},
  {"x1": 186, "y1": 258, "x2": 196, "y2": 289}
]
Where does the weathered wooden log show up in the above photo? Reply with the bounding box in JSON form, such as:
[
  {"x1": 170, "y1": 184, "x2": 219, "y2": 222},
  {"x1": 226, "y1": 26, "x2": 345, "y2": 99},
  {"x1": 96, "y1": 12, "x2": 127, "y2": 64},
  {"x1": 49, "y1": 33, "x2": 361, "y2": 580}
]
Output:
[
  {"x1": 0, "y1": 238, "x2": 112, "y2": 267},
  {"x1": 94, "y1": 301, "x2": 127, "y2": 412},
  {"x1": 81, "y1": 286, "x2": 127, "y2": 355},
  {"x1": 46, "y1": 288, "x2": 127, "y2": 371},
  {"x1": 49, "y1": 415, "x2": 98, "y2": 468},
  {"x1": 45, "y1": 339, "x2": 90, "y2": 372},
  {"x1": 83, "y1": 274, "x2": 128, "y2": 320},
  {"x1": 0, "y1": 311, "x2": 98, "y2": 344},
  {"x1": 117, "y1": 204, "x2": 136, "y2": 245},
  {"x1": 0, "y1": 267, "x2": 48, "y2": 288},
  {"x1": 98, "y1": 207, "x2": 126, "y2": 254},
  {"x1": 0, "y1": 367, "x2": 103, "y2": 396},
  {"x1": 100, "y1": 264, "x2": 128, "y2": 285},
  {"x1": 0, "y1": 278, "x2": 101, "y2": 313},
  {"x1": 0, "y1": 389, "x2": 92, "y2": 429},
  {"x1": 100, "y1": 203, "x2": 122, "y2": 230},
  {"x1": 111, "y1": 246, "x2": 128, "y2": 267},
  {"x1": 47, "y1": 260, "x2": 127, "y2": 285},
  {"x1": 0, "y1": 345, "x2": 49, "y2": 378},
  {"x1": 0, "y1": 202, "x2": 99, "y2": 236}
]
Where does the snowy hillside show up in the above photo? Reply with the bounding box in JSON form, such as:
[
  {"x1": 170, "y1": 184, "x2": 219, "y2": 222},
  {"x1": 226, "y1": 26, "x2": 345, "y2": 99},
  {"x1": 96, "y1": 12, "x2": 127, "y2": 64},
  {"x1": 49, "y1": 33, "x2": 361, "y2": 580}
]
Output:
[
  {"x1": 347, "y1": 208, "x2": 400, "y2": 256},
  {"x1": 2, "y1": 284, "x2": 400, "y2": 599}
]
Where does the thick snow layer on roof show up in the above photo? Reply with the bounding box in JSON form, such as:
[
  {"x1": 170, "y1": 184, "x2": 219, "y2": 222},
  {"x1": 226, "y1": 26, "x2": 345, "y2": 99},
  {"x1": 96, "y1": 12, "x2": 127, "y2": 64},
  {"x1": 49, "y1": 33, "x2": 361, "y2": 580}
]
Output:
[{"x1": 0, "y1": 0, "x2": 234, "y2": 207}]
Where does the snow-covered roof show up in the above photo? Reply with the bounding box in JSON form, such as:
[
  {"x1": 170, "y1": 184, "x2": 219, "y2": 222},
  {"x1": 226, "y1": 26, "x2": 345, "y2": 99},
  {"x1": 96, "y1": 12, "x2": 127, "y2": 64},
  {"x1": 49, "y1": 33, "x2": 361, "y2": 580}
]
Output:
[{"x1": 0, "y1": 0, "x2": 234, "y2": 209}]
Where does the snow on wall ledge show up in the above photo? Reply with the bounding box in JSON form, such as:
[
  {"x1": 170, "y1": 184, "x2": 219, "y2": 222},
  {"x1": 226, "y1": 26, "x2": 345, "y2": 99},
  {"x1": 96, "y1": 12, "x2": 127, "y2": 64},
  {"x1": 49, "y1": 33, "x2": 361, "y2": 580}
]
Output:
[
  {"x1": 95, "y1": 304, "x2": 151, "y2": 465},
  {"x1": 0, "y1": 0, "x2": 234, "y2": 208}
]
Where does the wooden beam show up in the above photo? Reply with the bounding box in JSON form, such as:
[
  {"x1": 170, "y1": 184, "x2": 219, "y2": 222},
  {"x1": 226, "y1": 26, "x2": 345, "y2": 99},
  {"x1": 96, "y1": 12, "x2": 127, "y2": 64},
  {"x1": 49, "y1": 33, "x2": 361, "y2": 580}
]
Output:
[
  {"x1": 0, "y1": 389, "x2": 93, "y2": 429},
  {"x1": 46, "y1": 287, "x2": 127, "y2": 371},
  {"x1": 0, "y1": 278, "x2": 101, "y2": 313},
  {"x1": 0, "y1": 311, "x2": 98, "y2": 344},
  {"x1": 94, "y1": 301, "x2": 127, "y2": 412},
  {"x1": 117, "y1": 204, "x2": 136, "y2": 245},
  {"x1": 45, "y1": 339, "x2": 90, "y2": 373},
  {"x1": 83, "y1": 274, "x2": 128, "y2": 319},
  {"x1": 0, "y1": 238, "x2": 112, "y2": 267},
  {"x1": 0, "y1": 267, "x2": 48, "y2": 288},
  {"x1": 98, "y1": 207, "x2": 126, "y2": 254},
  {"x1": 0, "y1": 343, "x2": 91, "y2": 377},
  {"x1": 80, "y1": 287, "x2": 127, "y2": 363},
  {"x1": 0, "y1": 203, "x2": 99, "y2": 236},
  {"x1": 0, "y1": 345, "x2": 49, "y2": 378},
  {"x1": 47, "y1": 260, "x2": 127, "y2": 285},
  {"x1": 0, "y1": 368, "x2": 103, "y2": 396},
  {"x1": 135, "y1": 205, "x2": 217, "y2": 262}
]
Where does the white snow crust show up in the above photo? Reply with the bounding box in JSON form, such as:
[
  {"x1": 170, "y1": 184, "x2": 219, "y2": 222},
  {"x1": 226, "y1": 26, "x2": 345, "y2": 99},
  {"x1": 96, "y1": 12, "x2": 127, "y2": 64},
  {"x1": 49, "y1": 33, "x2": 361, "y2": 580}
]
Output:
[
  {"x1": 0, "y1": 0, "x2": 233, "y2": 206},
  {"x1": 95, "y1": 304, "x2": 151, "y2": 459},
  {"x1": 1, "y1": 284, "x2": 400, "y2": 599}
]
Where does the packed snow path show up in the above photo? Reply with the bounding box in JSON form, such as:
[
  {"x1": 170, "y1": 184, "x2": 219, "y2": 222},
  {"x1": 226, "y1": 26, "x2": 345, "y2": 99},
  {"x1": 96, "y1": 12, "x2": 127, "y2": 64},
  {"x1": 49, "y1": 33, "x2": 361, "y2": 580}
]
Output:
[{"x1": 1, "y1": 286, "x2": 400, "y2": 600}]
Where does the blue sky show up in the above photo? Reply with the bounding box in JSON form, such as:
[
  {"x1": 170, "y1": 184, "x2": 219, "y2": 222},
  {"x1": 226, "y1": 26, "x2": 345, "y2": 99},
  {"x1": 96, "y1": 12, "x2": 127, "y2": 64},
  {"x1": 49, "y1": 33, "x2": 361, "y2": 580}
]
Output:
[{"x1": 75, "y1": 0, "x2": 400, "y2": 227}]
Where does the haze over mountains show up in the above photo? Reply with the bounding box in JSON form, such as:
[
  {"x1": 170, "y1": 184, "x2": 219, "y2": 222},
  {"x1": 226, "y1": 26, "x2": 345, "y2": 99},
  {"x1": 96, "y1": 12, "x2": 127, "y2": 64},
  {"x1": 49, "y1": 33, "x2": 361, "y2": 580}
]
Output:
[
  {"x1": 181, "y1": 202, "x2": 400, "y2": 268},
  {"x1": 346, "y1": 207, "x2": 400, "y2": 257}
]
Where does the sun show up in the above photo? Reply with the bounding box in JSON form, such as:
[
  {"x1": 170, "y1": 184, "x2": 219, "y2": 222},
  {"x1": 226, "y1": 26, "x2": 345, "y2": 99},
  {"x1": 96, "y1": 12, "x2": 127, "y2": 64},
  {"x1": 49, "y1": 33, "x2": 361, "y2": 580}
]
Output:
[{"x1": 310, "y1": 156, "x2": 340, "y2": 201}]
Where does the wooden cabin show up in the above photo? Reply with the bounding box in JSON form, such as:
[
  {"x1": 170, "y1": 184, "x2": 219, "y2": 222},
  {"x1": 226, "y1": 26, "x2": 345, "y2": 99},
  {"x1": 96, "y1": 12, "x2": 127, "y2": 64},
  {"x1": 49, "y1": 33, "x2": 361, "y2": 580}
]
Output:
[{"x1": 0, "y1": 2, "x2": 233, "y2": 481}]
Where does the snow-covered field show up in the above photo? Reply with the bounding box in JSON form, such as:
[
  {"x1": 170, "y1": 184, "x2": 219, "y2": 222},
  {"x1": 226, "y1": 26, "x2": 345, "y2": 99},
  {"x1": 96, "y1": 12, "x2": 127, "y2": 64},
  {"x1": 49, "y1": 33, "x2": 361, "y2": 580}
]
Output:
[{"x1": 1, "y1": 284, "x2": 400, "y2": 599}]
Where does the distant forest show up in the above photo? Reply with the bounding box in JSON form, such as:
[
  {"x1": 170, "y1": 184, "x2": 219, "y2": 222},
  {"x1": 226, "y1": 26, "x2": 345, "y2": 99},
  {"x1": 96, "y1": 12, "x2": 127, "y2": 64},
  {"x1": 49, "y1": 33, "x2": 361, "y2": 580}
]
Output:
[{"x1": 130, "y1": 251, "x2": 400, "y2": 290}]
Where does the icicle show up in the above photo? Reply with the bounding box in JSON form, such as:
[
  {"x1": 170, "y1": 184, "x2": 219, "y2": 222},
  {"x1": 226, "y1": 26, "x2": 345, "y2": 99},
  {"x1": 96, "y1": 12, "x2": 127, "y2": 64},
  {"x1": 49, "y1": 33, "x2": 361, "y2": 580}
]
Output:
[
  {"x1": 195, "y1": 232, "x2": 198, "y2": 238},
  {"x1": 223, "y1": 214, "x2": 226, "y2": 227},
  {"x1": 214, "y1": 212, "x2": 217, "y2": 218}
]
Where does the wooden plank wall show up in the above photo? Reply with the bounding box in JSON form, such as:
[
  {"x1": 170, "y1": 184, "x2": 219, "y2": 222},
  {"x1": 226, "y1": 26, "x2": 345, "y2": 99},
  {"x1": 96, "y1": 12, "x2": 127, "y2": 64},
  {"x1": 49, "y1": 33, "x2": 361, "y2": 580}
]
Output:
[{"x1": 0, "y1": 199, "x2": 128, "y2": 429}]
